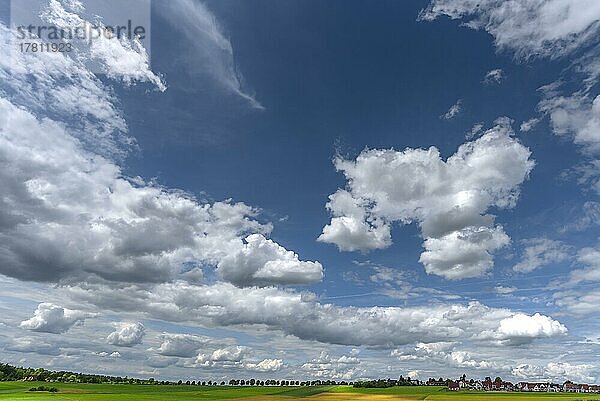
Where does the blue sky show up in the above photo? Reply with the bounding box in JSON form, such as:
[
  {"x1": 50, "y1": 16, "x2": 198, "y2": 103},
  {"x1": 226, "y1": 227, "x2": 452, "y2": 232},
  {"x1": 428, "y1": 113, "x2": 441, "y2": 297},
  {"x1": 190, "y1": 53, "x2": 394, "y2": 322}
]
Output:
[{"x1": 0, "y1": 0, "x2": 599, "y2": 383}]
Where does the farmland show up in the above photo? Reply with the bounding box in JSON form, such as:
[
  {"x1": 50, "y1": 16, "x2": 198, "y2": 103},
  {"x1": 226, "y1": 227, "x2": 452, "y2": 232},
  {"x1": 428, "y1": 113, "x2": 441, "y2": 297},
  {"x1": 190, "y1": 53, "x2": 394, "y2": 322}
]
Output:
[{"x1": 1, "y1": 382, "x2": 598, "y2": 401}]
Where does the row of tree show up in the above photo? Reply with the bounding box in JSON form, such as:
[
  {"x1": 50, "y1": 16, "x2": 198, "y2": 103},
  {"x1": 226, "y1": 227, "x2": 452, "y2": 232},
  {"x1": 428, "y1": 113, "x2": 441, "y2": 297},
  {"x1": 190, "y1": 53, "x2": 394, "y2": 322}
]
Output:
[
  {"x1": 353, "y1": 376, "x2": 422, "y2": 388},
  {"x1": 0, "y1": 363, "x2": 149, "y2": 384},
  {"x1": 0, "y1": 363, "x2": 348, "y2": 386},
  {"x1": 226, "y1": 379, "x2": 345, "y2": 386},
  {"x1": 2, "y1": 362, "x2": 512, "y2": 389}
]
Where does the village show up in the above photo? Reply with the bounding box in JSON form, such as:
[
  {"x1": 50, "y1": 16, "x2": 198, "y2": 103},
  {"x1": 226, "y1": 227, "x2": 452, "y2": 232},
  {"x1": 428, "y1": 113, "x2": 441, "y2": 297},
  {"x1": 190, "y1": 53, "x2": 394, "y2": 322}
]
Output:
[{"x1": 437, "y1": 376, "x2": 600, "y2": 393}]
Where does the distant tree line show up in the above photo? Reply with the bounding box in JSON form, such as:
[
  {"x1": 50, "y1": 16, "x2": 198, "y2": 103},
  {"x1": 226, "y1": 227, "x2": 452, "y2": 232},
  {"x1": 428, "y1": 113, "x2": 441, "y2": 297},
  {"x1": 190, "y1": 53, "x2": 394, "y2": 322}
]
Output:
[
  {"x1": 5, "y1": 362, "x2": 519, "y2": 390},
  {"x1": 0, "y1": 362, "x2": 348, "y2": 386},
  {"x1": 226, "y1": 379, "x2": 345, "y2": 386},
  {"x1": 354, "y1": 376, "x2": 422, "y2": 388},
  {"x1": 0, "y1": 363, "x2": 150, "y2": 384}
]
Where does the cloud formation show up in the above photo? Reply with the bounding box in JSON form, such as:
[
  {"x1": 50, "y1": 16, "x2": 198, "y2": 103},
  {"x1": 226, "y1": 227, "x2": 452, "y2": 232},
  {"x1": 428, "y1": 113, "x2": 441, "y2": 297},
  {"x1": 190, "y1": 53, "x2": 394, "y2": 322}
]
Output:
[
  {"x1": 495, "y1": 286, "x2": 516, "y2": 295},
  {"x1": 156, "y1": 0, "x2": 262, "y2": 108},
  {"x1": 320, "y1": 120, "x2": 534, "y2": 279},
  {"x1": 41, "y1": 0, "x2": 165, "y2": 90},
  {"x1": 392, "y1": 341, "x2": 501, "y2": 370},
  {"x1": 194, "y1": 345, "x2": 282, "y2": 372},
  {"x1": 483, "y1": 69, "x2": 504, "y2": 85},
  {"x1": 540, "y1": 91, "x2": 600, "y2": 155},
  {"x1": 420, "y1": 0, "x2": 600, "y2": 59},
  {"x1": 246, "y1": 358, "x2": 284, "y2": 372},
  {"x1": 301, "y1": 351, "x2": 363, "y2": 380},
  {"x1": 520, "y1": 118, "x2": 540, "y2": 133},
  {"x1": 442, "y1": 99, "x2": 462, "y2": 119},
  {"x1": 107, "y1": 322, "x2": 145, "y2": 347},
  {"x1": 19, "y1": 303, "x2": 89, "y2": 334},
  {"x1": 68, "y1": 282, "x2": 566, "y2": 348},
  {"x1": 0, "y1": 0, "x2": 274, "y2": 287},
  {"x1": 513, "y1": 362, "x2": 596, "y2": 383},
  {"x1": 196, "y1": 345, "x2": 248, "y2": 366},
  {"x1": 482, "y1": 313, "x2": 568, "y2": 345},
  {"x1": 422, "y1": 0, "x2": 600, "y2": 196},
  {"x1": 217, "y1": 234, "x2": 323, "y2": 287},
  {"x1": 564, "y1": 242, "x2": 600, "y2": 287},
  {"x1": 513, "y1": 238, "x2": 570, "y2": 273},
  {"x1": 0, "y1": 17, "x2": 315, "y2": 288},
  {"x1": 7, "y1": 337, "x2": 61, "y2": 356},
  {"x1": 0, "y1": 1, "x2": 578, "y2": 378},
  {"x1": 153, "y1": 333, "x2": 220, "y2": 358},
  {"x1": 554, "y1": 244, "x2": 600, "y2": 316},
  {"x1": 0, "y1": 95, "x2": 277, "y2": 284},
  {"x1": 555, "y1": 290, "x2": 600, "y2": 316}
]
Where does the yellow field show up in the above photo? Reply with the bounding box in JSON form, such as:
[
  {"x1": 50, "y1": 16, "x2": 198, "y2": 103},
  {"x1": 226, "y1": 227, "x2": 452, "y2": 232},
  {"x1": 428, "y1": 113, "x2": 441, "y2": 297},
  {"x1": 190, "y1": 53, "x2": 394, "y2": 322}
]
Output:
[
  {"x1": 243, "y1": 388, "x2": 600, "y2": 401},
  {"x1": 241, "y1": 394, "x2": 418, "y2": 401}
]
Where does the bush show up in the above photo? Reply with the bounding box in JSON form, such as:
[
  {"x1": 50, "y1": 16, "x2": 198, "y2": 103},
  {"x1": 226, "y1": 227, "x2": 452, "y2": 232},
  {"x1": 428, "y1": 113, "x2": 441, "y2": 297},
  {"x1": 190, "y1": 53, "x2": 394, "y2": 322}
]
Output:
[{"x1": 29, "y1": 385, "x2": 58, "y2": 392}]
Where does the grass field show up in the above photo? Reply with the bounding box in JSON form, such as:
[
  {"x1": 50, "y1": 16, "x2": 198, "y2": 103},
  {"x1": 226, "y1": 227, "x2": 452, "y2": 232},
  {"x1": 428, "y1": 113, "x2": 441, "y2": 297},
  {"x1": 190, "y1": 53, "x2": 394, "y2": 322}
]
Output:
[{"x1": 1, "y1": 382, "x2": 599, "y2": 401}]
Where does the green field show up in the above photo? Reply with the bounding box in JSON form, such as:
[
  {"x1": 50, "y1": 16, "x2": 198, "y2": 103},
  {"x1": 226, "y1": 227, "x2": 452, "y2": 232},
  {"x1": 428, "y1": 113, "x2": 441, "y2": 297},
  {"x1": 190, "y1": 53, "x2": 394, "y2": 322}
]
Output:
[
  {"x1": 1, "y1": 382, "x2": 598, "y2": 401},
  {"x1": 0, "y1": 382, "x2": 331, "y2": 400}
]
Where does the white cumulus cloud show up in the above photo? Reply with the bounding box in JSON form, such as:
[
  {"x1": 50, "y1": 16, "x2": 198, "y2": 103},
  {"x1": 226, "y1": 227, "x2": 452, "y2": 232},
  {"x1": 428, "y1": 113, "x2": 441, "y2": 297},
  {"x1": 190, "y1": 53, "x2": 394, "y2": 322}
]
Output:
[
  {"x1": 513, "y1": 362, "x2": 596, "y2": 383},
  {"x1": 107, "y1": 322, "x2": 145, "y2": 347},
  {"x1": 482, "y1": 313, "x2": 568, "y2": 345},
  {"x1": 19, "y1": 303, "x2": 89, "y2": 334},
  {"x1": 153, "y1": 333, "x2": 222, "y2": 358},
  {"x1": 245, "y1": 358, "x2": 284, "y2": 372},
  {"x1": 217, "y1": 234, "x2": 323, "y2": 287},
  {"x1": 320, "y1": 120, "x2": 534, "y2": 279},
  {"x1": 68, "y1": 282, "x2": 567, "y2": 348},
  {"x1": 194, "y1": 345, "x2": 276, "y2": 371}
]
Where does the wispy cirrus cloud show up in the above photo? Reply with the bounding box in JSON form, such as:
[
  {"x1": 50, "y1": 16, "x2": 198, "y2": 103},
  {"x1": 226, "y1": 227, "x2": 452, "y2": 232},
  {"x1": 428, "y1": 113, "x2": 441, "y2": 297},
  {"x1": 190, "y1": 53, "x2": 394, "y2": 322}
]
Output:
[{"x1": 156, "y1": 0, "x2": 263, "y2": 109}]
